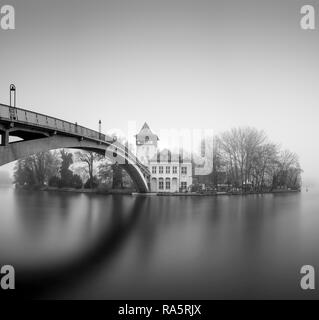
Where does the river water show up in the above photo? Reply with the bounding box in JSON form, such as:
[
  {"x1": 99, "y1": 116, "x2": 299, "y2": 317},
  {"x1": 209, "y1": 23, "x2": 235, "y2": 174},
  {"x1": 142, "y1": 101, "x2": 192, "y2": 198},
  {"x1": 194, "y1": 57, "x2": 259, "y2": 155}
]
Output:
[{"x1": 0, "y1": 187, "x2": 318, "y2": 299}]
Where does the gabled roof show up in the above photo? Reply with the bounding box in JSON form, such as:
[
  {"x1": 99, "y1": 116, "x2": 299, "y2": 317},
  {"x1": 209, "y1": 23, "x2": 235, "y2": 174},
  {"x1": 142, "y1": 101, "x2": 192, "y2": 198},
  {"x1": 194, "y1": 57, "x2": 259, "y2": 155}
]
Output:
[
  {"x1": 136, "y1": 122, "x2": 159, "y2": 140},
  {"x1": 141, "y1": 122, "x2": 150, "y2": 130}
]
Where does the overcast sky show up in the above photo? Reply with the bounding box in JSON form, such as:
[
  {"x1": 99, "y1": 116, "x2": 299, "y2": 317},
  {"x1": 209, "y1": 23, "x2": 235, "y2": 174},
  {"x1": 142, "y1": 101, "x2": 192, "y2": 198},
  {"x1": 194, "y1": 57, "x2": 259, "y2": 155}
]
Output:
[{"x1": 0, "y1": 0, "x2": 318, "y2": 185}]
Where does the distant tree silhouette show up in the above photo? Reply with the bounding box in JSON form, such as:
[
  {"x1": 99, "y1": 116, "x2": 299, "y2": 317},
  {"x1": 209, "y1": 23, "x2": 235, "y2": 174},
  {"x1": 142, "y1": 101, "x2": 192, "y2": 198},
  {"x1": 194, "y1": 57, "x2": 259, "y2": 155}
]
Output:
[
  {"x1": 211, "y1": 127, "x2": 302, "y2": 192},
  {"x1": 14, "y1": 151, "x2": 60, "y2": 187}
]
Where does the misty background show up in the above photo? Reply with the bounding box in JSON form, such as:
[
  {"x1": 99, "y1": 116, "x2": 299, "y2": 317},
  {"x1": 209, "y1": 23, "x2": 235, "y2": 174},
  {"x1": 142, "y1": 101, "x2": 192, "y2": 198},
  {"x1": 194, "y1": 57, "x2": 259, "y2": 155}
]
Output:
[{"x1": 0, "y1": 0, "x2": 318, "y2": 187}]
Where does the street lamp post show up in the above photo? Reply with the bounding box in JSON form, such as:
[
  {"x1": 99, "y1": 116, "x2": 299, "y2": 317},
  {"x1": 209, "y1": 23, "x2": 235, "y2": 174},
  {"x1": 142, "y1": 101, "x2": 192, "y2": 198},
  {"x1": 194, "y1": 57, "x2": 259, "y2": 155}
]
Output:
[
  {"x1": 10, "y1": 84, "x2": 16, "y2": 107},
  {"x1": 9, "y1": 84, "x2": 17, "y2": 120}
]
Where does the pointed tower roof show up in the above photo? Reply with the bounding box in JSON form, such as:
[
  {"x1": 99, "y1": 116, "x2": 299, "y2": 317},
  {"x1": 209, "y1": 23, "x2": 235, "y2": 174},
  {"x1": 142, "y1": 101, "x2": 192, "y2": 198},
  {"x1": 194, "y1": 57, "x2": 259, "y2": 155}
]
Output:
[
  {"x1": 136, "y1": 122, "x2": 159, "y2": 140},
  {"x1": 141, "y1": 122, "x2": 150, "y2": 130}
]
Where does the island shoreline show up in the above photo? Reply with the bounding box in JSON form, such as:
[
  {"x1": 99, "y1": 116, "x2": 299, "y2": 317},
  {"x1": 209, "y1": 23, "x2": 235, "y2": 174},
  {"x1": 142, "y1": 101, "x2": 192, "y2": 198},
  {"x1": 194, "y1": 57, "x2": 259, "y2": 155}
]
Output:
[{"x1": 13, "y1": 185, "x2": 301, "y2": 197}]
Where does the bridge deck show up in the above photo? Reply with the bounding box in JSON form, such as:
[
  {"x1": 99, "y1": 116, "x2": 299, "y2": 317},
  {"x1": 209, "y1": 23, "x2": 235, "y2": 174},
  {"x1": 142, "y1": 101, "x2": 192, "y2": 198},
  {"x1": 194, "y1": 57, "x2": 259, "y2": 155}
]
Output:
[
  {"x1": 0, "y1": 103, "x2": 150, "y2": 177},
  {"x1": 0, "y1": 103, "x2": 112, "y2": 143}
]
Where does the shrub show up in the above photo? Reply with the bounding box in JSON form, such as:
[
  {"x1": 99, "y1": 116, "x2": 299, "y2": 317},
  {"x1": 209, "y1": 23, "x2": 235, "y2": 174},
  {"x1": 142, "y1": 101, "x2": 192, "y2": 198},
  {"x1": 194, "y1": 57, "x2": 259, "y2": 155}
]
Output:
[
  {"x1": 48, "y1": 176, "x2": 61, "y2": 188},
  {"x1": 71, "y1": 174, "x2": 83, "y2": 189},
  {"x1": 84, "y1": 176, "x2": 99, "y2": 189}
]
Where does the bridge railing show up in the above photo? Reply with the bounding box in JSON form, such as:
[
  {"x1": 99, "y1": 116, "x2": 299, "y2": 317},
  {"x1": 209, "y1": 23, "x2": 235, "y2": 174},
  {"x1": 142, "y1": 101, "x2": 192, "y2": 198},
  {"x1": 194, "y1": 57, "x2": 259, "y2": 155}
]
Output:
[
  {"x1": 0, "y1": 103, "x2": 150, "y2": 175},
  {"x1": 0, "y1": 103, "x2": 108, "y2": 142}
]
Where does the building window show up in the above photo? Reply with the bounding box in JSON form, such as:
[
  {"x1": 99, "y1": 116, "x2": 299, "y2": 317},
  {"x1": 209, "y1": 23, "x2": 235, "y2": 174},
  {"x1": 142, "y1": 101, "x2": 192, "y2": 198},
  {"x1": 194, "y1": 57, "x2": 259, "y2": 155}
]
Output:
[
  {"x1": 173, "y1": 166, "x2": 177, "y2": 174},
  {"x1": 181, "y1": 166, "x2": 187, "y2": 174},
  {"x1": 152, "y1": 166, "x2": 157, "y2": 174},
  {"x1": 165, "y1": 178, "x2": 170, "y2": 190},
  {"x1": 145, "y1": 136, "x2": 149, "y2": 143},
  {"x1": 159, "y1": 179, "x2": 164, "y2": 190},
  {"x1": 159, "y1": 166, "x2": 163, "y2": 174},
  {"x1": 181, "y1": 182, "x2": 187, "y2": 190},
  {"x1": 151, "y1": 178, "x2": 157, "y2": 191},
  {"x1": 166, "y1": 166, "x2": 170, "y2": 174}
]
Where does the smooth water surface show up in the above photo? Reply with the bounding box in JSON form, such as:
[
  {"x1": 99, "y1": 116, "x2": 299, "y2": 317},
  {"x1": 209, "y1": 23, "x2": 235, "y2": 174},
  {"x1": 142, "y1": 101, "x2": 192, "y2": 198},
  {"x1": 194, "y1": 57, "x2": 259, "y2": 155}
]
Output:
[{"x1": 0, "y1": 187, "x2": 318, "y2": 299}]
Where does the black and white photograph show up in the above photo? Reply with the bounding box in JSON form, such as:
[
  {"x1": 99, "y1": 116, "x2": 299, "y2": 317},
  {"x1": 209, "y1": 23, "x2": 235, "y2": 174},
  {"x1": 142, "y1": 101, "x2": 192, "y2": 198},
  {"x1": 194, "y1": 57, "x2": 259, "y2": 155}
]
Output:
[{"x1": 0, "y1": 0, "x2": 318, "y2": 307}]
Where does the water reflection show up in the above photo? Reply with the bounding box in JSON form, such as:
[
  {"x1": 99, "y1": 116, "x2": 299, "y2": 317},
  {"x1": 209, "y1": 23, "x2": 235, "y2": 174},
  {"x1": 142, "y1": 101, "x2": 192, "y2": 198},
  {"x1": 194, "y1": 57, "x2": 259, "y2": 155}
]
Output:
[
  {"x1": 0, "y1": 188, "x2": 317, "y2": 299},
  {"x1": 11, "y1": 192, "x2": 146, "y2": 298}
]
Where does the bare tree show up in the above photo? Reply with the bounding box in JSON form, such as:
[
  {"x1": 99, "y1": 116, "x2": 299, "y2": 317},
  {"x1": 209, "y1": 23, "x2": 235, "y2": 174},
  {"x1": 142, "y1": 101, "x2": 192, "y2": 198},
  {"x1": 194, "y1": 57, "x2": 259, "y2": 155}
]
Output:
[
  {"x1": 75, "y1": 151, "x2": 103, "y2": 189},
  {"x1": 218, "y1": 127, "x2": 267, "y2": 189},
  {"x1": 250, "y1": 143, "x2": 279, "y2": 192},
  {"x1": 215, "y1": 127, "x2": 302, "y2": 192},
  {"x1": 272, "y1": 150, "x2": 301, "y2": 190}
]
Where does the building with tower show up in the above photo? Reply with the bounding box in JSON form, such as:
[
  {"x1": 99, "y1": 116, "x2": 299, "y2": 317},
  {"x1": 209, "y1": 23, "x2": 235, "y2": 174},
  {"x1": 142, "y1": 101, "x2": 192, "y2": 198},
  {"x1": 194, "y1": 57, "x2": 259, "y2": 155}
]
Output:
[{"x1": 136, "y1": 123, "x2": 193, "y2": 192}]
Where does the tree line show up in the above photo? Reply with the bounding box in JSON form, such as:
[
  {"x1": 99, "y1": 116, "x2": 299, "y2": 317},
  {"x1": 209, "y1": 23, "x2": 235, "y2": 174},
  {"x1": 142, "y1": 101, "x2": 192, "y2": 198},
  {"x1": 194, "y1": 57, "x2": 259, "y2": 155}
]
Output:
[
  {"x1": 14, "y1": 149, "x2": 133, "y2": 191},
  {"x1": 13, "y1": 126, "x2": 302, "y2": 192},
  {"x1": 210, "y1": 127, "x2": 302, "y2": 192}
]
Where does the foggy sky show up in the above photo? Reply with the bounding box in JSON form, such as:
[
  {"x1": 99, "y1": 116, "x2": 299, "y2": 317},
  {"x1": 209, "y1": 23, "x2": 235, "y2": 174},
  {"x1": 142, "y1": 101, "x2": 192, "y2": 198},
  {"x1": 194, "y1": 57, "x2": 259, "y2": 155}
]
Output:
[{"x1": 0, "y1": 0, "x2": 318, "y2": 185}]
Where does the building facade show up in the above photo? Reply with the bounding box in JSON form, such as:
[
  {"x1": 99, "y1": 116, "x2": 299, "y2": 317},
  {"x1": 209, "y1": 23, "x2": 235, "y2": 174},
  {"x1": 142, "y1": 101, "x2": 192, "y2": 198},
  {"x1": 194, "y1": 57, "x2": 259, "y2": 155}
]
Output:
[
  {"x1": 149, "y1": 151, "x2": 193, "y2": 192},
  {"x1": 136, "y1": 123, "x2": 193, "y2": 192}
]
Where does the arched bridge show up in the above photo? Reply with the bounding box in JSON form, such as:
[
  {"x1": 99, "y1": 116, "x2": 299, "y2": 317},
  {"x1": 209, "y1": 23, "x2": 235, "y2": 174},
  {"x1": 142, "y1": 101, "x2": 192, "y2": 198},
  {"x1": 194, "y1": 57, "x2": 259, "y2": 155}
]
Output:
[{"x1": 0, "y1": 103, "x2": 150, "y2": 192}]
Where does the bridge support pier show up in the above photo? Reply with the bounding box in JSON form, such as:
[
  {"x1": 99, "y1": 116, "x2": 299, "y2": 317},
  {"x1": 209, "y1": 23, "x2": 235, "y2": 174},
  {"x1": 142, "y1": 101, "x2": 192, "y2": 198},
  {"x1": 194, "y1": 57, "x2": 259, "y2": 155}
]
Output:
[{"x1": 0, "y1": 130, "x2": 9, "y2": 146}]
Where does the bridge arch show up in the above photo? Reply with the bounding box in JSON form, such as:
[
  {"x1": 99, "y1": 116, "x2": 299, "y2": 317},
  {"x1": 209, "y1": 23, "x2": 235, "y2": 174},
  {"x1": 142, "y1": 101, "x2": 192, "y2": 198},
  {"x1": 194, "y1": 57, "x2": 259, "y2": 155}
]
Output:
[{"x1": 0, "y1": 103, "x2": 150, "y2": 192}]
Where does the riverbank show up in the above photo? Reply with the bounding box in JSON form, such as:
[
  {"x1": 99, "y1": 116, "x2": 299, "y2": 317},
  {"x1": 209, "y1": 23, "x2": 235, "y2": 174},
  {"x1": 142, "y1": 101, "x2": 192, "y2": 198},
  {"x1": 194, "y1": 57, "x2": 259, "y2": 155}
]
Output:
[
  {"x1": 135, "y1": 189, "x2": 301, "y2": 196},
  {"x1": 15, "y1": 185, "x2": 301, "y2": 197},
  {"x1": 31, "y1": 186, "x2": 135, "y2": 195}
]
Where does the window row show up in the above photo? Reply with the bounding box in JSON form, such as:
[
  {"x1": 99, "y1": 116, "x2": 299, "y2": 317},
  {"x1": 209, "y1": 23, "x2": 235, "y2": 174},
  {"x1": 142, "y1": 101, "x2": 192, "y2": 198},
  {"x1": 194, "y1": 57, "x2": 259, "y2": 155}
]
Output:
[
  {"x1": 157, "y1": 178, "x2": 188, "y2": 190},
  {"x1": 152, "y1": 166, "x2": 187, "y2": 174}
]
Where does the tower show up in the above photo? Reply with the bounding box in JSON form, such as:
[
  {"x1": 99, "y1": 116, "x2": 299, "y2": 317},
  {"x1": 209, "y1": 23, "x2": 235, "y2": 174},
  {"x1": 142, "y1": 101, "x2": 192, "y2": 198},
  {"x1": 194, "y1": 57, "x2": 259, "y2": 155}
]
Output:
[{"x1": 136, "y1": 122, "x2": 159, "y2": 166}]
